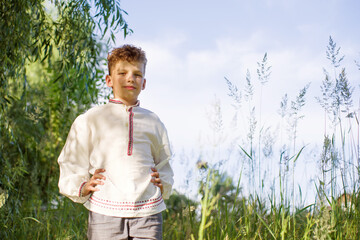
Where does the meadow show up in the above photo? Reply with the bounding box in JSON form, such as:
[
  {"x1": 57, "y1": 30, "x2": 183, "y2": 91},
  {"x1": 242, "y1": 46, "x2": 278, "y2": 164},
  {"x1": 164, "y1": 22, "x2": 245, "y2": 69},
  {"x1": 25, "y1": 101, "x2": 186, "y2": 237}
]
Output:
[
  {"x1": 2, "y1": 36, "x2": 360, "y2": 239},
  {"x1": 1, "y1": 1, "x2": 360, "y2": 239}
]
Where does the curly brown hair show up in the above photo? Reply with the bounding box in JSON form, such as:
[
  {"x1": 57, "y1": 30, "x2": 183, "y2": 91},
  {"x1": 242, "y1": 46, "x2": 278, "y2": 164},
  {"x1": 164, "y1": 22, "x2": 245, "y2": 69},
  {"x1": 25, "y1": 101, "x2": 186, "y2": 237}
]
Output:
[{"x1": 107, "y1": 44, "x2": 147, "y2": 75}]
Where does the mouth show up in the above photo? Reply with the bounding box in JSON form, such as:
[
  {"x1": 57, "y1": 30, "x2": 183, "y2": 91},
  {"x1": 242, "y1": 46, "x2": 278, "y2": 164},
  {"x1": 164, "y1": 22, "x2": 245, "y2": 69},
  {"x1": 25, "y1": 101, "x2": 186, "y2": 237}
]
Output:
[{"x1": 124, "y1": 86, "x2": 136, "y2": 90}]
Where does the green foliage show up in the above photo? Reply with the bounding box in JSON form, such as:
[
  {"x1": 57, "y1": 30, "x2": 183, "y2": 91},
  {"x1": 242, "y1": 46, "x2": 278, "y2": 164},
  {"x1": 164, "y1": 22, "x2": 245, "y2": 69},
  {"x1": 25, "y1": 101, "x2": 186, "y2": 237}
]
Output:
[
  {"x1": 0, "y1": 0, "x2": 130, "y2": 238},
  {"x1": 163, "y1": 190, "x2": 198, "y2": 239},
  {"x1": 0, "y1": 197, "x2": 88, "y2": 239}
]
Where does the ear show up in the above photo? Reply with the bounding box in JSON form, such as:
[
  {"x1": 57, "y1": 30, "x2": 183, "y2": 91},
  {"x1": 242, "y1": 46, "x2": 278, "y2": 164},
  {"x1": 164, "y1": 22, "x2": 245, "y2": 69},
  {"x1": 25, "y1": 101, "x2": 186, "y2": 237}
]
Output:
[
  {"x1": 142, "y1": 78, "x2": 146, "y2": 90},
  {"x1": 105, "y1": 75, "x2": 113, "y2": 88}
]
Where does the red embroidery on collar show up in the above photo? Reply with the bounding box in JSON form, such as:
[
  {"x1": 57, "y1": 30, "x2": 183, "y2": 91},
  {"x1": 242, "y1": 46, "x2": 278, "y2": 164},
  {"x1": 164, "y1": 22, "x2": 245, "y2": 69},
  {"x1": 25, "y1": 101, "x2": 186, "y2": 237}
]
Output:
[
  {"x1": 109, "y1": 99, "x2": 124, "y2": 104},
  {"x1": 109, "y1": 99, "x2": 140, "y2": 107}
]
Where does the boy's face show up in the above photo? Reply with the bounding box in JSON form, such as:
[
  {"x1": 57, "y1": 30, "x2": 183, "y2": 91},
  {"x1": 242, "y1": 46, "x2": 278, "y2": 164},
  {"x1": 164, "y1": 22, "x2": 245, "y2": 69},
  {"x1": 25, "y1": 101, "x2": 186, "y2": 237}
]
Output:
[{"x1": 106, "y1": 60, "x2": 146, "y2": 106}]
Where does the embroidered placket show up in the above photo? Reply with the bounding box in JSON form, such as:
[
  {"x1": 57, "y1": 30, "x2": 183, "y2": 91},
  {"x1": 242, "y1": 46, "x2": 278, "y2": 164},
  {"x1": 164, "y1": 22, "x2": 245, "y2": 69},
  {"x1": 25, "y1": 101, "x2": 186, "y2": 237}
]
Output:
[
  {"x1": 127, "y1": 107, "x2": 134, "y2": 156},
  {"x1": 109, "y1": 99, "x2": 137, "y2": 156}
]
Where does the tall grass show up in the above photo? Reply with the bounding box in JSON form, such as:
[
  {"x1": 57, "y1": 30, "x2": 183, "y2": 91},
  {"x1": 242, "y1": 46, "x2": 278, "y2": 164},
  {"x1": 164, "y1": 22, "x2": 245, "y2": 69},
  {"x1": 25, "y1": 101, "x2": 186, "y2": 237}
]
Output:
[
  {"x1": 0, "y1": 196, "x2": 88, "y2": 239},
  {"x1": 162, "y1": 166, "x2": 360, "y2": 239}
]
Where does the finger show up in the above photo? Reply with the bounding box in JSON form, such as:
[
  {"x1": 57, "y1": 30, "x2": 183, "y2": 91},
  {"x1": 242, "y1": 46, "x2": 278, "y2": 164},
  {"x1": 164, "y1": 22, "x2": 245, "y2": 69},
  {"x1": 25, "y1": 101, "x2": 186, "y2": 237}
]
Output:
[
  {"x1": 94, "y1": 168, "x2": 106, "y2": 175},
  {"x1": 95, "y1": 168, "x2": 106, "y2": 173},
  {"x1": 150, "y1": 178, "x2": 161, "y2": 184},
  {"x1": 86, "y1": 186, "x2": 100, "y2": 192},
  {"x1": 152, "y1": 181, "x2": 162, "y2": 187},
  {"x1": 157, "y1": 183, "x2": 164, "y2": 194},
  {"x1": 92, "y1": 174, "x2": 106, "y2": 181},
  {"x1": 90, "y1": 176, "x2": 106, "y2": 181},
  {"x1": 151, "y1": 167, "x2": 158, "y2": 172},
  {"x1": 82, "y1": 184, "x2": 100, "y2": 196},
  {"x1": 89, "y1": 179, "x2": 105, "y2": 186},
  {"x1": 150, "y1": 178, "x2": 155, "y2": 184},
  {"x1": 151, "y1": 172, "x2": 159, "y2": 178}
]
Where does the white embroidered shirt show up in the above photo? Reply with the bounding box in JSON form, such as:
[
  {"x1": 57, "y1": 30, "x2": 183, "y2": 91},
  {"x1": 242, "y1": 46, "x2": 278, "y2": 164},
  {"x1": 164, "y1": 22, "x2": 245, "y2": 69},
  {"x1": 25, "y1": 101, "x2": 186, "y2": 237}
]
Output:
[{"x1": 58, "y1": 100, "x2": 174, "y2": 217}]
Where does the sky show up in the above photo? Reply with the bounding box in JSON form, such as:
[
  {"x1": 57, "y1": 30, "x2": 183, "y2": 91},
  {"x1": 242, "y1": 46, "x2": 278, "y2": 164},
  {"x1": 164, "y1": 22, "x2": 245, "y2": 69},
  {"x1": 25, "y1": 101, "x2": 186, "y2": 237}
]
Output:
[{"x1": 109, "y1": 0, "x2": 360, "y2": 203}]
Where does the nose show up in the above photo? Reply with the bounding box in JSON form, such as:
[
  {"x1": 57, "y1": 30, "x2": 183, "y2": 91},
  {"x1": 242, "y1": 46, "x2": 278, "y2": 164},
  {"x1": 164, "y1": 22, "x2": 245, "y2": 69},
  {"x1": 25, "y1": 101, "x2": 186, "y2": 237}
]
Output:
[{"x1": 126, "y1": 73, "x2": 136, "y2": 82}]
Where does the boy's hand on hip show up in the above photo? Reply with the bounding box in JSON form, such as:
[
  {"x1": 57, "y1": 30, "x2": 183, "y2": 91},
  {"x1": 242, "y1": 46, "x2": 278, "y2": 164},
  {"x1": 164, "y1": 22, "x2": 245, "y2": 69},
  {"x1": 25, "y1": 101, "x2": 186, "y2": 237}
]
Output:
[
  {"x1": 81, "y1": 169, "x2": 106, "y2": 197},
  {"x1": 150, "y1": 167, "x2": 163, "y2": 194}
]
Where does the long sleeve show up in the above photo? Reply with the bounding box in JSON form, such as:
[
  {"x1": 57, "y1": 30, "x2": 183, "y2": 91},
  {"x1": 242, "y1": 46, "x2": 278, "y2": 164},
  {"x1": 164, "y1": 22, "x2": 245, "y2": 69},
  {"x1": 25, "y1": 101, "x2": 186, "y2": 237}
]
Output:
[
  {"x1": 154, "y1": 126, "x2": 174, "y2": 199},
  {"x1": 58, "y1": 114, "x2": 91, "y2": 203}
]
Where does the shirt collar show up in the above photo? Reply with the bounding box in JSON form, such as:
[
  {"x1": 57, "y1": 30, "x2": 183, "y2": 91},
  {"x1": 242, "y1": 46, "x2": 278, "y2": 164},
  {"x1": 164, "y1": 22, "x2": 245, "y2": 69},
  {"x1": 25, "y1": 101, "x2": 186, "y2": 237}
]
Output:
[{"x1": 109, "y1": 99, "x2": 140, "y2": 107}]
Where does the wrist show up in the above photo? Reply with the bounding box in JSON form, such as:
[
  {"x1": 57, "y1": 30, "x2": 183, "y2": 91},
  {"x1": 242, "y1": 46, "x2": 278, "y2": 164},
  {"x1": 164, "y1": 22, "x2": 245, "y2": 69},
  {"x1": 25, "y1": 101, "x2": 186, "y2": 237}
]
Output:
[{"x1": 79, "y1": 182, "x2": 88, "y2": 197}]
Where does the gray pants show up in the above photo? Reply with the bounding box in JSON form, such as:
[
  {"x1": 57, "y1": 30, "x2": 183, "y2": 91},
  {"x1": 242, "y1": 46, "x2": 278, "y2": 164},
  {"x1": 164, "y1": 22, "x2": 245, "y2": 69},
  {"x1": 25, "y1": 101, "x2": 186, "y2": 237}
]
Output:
[{"x1": 87, "y1": 211, "x2": 163, "y2": 240}]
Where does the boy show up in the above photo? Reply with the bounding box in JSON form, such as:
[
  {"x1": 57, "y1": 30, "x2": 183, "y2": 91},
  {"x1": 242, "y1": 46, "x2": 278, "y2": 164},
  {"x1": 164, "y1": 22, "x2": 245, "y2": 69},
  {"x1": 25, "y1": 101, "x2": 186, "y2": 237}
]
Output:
[{"x1": 58, "y1": 44, "x2": 174, "y2": 240}]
